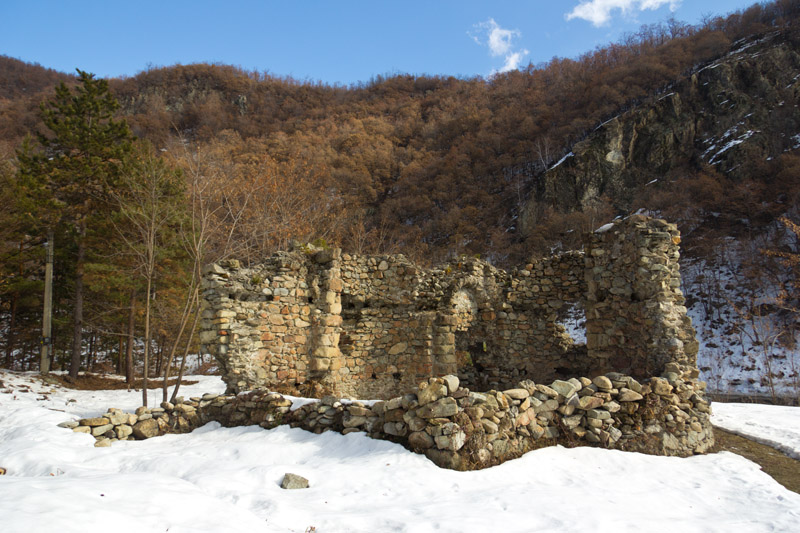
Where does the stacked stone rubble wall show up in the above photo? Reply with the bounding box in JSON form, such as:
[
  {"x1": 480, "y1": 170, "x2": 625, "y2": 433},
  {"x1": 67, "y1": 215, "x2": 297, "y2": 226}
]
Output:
[{"x1": 63, "y1": 367, "x2": 714, "y2": 470}]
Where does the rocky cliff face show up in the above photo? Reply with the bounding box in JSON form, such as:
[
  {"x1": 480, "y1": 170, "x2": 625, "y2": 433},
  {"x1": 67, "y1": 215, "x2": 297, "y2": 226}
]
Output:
[{"x1": 521, "y1": 30, "x2": 800, "y2": 230}]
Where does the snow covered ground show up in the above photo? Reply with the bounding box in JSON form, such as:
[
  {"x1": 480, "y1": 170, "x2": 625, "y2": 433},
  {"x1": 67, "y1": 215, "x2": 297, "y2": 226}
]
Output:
[{"x1": 1, "y1": 371, "x2": 799, "y2": 533}]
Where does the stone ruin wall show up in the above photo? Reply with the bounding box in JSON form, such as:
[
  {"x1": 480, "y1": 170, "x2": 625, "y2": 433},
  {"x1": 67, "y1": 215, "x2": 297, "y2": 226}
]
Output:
[
  {"x1": 584, "y1": 217, "x2": 699, "y2": 378},
  {"x1": 200, "y1": 215, "x2": 700, "y2": 400},
  {"x1": 65, "y1": 216, "x2": 712, "y2": 468},
  {"x1": 199, "y1": 247, "x2": 590, "y2": 399}
]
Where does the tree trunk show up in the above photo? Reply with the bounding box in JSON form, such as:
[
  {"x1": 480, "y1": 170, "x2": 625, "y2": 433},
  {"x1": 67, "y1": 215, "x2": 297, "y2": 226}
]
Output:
[
  {"x1": 87, "y1": 331, "x2": 95, "y2": 372},
  {"x1": 6, "y1": 240, "x2": 25, "y2": 370},
  {"x1": 142, "y1": 277, "x2": 152, "y2": 407},
  {"x1": 117, "y1": 336, "x2": 124, "y2": 375},
  {"x1": 5, "y1": 293, "x2": 18, "y2": 369},
  {"x1": 68, "y1": 224, "x2": 87, "y2": 380},
  {"x1": 155, "y1": 334, "x2": 164, "y2": 377},
  {"x1": 163, "y1": 285, "x2": 198, "y2": 402},
  {"x1": 40, "y1": 228, "x2": 54, "y2": 375},
  {"x1": 126, "y1": 290, "x2": 136, "y2": 384},
  {"x1": 50, "y1": 329, "x2": 57, "y2": 370},
  {"x1": 170, "y1": 298, "x2": 202, "y2": 404}
]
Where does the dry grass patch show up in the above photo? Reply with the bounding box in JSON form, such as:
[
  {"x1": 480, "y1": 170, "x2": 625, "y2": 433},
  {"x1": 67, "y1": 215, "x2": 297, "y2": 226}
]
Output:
[{"x1": 712, "y1": 427, "x2": 800, "y2": 494}]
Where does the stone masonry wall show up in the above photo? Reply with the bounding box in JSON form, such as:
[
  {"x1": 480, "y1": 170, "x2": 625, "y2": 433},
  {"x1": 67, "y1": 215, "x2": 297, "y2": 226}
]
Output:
[
  {"x1": 584, "y1": 215, "x2": 700, "y2": 379},
  {"x1": 200, "y1": 216, "x2": 698, "y2": 401},
  {"x1": 200, "y1": 250, "x2": 588, "y2": 399}
]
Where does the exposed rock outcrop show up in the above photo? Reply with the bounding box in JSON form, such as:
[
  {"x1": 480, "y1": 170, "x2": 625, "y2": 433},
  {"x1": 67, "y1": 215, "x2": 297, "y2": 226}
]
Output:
[{"x1": 521, "y1": 31, "x2": 800, "y2": 225}]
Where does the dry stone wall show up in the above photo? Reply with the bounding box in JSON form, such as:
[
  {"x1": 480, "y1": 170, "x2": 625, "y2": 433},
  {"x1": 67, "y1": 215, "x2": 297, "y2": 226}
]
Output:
[
  {"x1": 200, "y1": 215, "x2": 698, "y2": 401},
  {"x1": 61, "y1": 366, "x2": 713, "y2": 467}
]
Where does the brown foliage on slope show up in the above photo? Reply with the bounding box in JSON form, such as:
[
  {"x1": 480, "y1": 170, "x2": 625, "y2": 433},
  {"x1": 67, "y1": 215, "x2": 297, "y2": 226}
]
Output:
[{"x1": 1, "y1": 1, "x2": 799, "y2": 266}]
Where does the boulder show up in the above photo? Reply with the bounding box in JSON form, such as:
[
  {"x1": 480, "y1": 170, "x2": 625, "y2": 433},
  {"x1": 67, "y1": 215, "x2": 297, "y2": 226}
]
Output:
[
  {"x1": 280, "y1": 473, "x2": 309, "y2": 489},
  {"x1": 593, "y1": 376, "x2": 613, "y2": 390},
  {"x1": 132, "y1": 418, "x2": 160, "y2": 439},
  {"x1": 617, "y1": 388, "x2": 643, "y2": 402}
]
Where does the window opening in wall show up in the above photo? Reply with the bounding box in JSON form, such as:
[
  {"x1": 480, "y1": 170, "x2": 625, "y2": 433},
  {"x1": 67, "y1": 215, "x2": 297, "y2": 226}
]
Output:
[
  {"x1": 452, "y1": 290, "x2": 480, "y2": 365},
  {"x1": 558, "y1": 302, "x2": 587, "y2": 346},
  {"x1": 456, "y1": 335, "x2": 487, "y2": 372},
  {"x1": 452, "y1": 289, "x2": 478, "y2": 330},
  {"x1": 340, "y1": 295, "x2": 364, "y2": 320}
]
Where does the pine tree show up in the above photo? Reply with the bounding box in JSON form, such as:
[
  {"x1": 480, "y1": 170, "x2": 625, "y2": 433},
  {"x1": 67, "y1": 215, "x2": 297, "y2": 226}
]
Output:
[{"x1": 17, "y1": 70, "x2": 132, "y2": 379}]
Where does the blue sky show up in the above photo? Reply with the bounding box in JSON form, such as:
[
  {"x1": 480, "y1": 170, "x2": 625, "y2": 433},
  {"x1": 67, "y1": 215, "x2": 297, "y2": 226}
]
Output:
[{"x1": 1, "y1": 0, "x2": 760, "y2": 85}]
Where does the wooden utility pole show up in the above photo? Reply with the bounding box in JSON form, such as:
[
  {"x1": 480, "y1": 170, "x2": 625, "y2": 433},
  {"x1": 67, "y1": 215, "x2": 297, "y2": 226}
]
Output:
[{"x1": 40, "y1": 229, "x2": 54, "y2": 374}]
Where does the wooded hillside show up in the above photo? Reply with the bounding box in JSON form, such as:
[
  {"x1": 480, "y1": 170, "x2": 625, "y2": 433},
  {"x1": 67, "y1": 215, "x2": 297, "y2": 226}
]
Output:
[{"x1": 1, "y1": 0, "x2": 799, "y2": 377}]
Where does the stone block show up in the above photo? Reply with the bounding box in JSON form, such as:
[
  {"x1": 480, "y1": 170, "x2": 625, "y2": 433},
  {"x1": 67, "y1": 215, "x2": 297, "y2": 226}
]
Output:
[
  {"x1": 132, "y1": 418, "x2": 160, "y2": 439},
  {"x1": 417, "y1": 397, "x2": 458, "y2": 419},
  {"x1": 535, "y1": 384, "x2": 559, "y2": 398},
  {"x1": 417, "y1": 382, "x2": 447, "y2": 406},
  {"x1": 408, "y1": 431, "x2": 435, "y2": 450},
  {"x1": 79, "y1": 417, "x2": 110, "y2": 427},
  {"x1": 593, "y1": 376, "x2": 613, "y2": 390},
  {"x1": 434, "y1": 423, "x2": 466, "y2": 451},
  {"x1": 616, "y1": 388, "x2": 643, "y2": 402},
  {"x1": 442, "y1": 375, "x2": 460, "y2": 394},
  {"x1": 503, "y1": 388, "x2": 529, "y2": 400},
  {"x1": 586, "y1": 409, "x2": 611, "y2": 420},
  {"x1": 388, "y1": 342, "x2": 408, "y2": 355},
  {"x1": 550, "y1": 380, "x2": 577, "y2": 398}
]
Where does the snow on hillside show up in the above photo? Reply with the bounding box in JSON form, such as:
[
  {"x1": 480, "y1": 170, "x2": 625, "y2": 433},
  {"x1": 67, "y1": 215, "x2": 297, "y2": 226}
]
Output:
[
  {"x1": 682, "y1": 252, "x2": 800, "y2": 398},
  {"x1": 1, "y1": 371, "x2": 799, "y2": 533}
]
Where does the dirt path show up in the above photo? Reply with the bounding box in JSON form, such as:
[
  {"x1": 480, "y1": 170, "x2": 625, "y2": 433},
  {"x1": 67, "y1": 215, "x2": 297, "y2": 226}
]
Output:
[
  {"x1": 41, "y1": 373, "x2": 197, "y2": 390},
  {"x1": 712, "y1": 427, "x2": 800, "y2": 494}
]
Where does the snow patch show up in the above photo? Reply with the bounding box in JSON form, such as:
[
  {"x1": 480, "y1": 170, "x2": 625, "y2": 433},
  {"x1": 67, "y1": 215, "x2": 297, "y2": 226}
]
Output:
[
  {"x1": 558, "y1": 303, "x2": 586, "y2": 345},
  {"x1": 594, "y1": 222, "x2": 615, "y2": 233},
  {"x1": 704, "y1": 130, "x2": 758, "y2": 164},
  {"x1": 549, "y1": 152, "x2": 573, "y2": 171}
]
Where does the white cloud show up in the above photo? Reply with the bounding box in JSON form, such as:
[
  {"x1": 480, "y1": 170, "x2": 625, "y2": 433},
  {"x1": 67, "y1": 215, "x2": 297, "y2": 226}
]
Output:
[
  {"x1": 500, "y1": 49, "x2": 530, "y2": 73},
  {"x1": 566, "y1": 0, "x2": 682, "y2": 27},
  {"x1": 470, "y1": 18, "x2": 529, "y2": 74}
]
